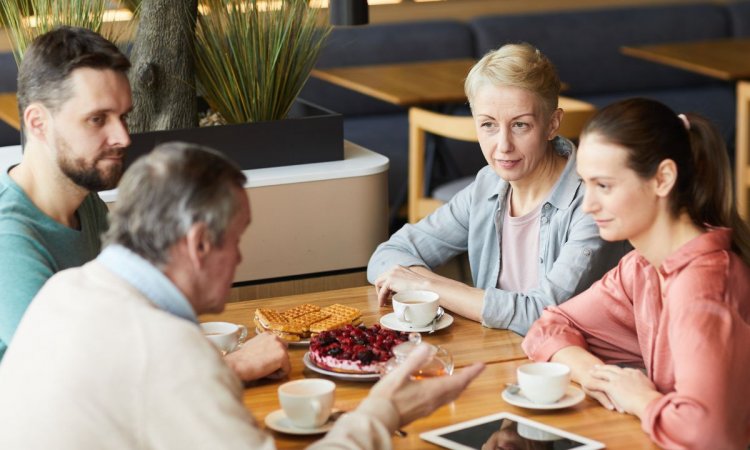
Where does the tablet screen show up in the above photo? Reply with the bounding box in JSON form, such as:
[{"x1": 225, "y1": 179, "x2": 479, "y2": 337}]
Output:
[{"x1": 421, "y1": 412, "x2": 604, "y2": 450}]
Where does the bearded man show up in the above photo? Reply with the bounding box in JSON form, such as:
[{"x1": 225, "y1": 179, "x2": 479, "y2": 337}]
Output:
[{"x1": 0, "y1": 26, "x2": 132, "y2": 360}]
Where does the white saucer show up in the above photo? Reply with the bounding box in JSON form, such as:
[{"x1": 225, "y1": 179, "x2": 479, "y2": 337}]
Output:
[
  {"x1": 264, "y1": 409, "x2": 335, "y2": 435},
  {"x1": 501, "y1": 385, "x2": 585, "y2": 410},
  {"x1": 379, "y1": 310, "x2": 454, "y2": 333}
]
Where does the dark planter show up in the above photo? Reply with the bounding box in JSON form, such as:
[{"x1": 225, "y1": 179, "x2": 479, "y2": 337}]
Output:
[{"x1": 125, "y1": 99, "x2": 343, "y2": 170}]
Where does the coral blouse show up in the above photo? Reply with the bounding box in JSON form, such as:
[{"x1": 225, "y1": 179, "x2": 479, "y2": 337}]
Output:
[{"x1": 522, "y1": 228, "x2": 750, "y2": 449}]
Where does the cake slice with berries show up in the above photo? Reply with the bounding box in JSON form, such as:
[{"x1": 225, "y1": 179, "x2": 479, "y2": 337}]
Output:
[{"x1": 309, "y1": 324, "x2": 408, "y2": 374}]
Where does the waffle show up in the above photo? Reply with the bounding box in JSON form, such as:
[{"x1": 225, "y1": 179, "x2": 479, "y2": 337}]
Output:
[
  {"x1": 254, "y1": 303, "x2": 363, "y2": 341},
  {"x1": 309, "y1": 315, "x2": 356, "y2": 334},
  {"x1": 254, "y1": 308, "x2": 306, "y2": 334},
  {"x1": 254, "y1": 308, "x2": 288, "y2": 328},
  {"x1": 283, "y1": 304, "x2": 320, "y2": 318},
  {"x1": 293, "y1": 311, "x2": 331, "y2": 327},
  {"x1": 321, "y1": 304, "x2": 362, "y2": 322},
  {"x1": 253, "y1": 317, "x2": 302, "y2": 342}
]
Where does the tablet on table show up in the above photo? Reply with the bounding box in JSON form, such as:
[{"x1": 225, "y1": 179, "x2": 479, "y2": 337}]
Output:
[{"x1": 420, "y1": 412, "x2": 605, "y2": 450}]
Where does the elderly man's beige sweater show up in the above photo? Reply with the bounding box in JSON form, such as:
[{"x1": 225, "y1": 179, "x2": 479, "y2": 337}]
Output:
[{"x1": 0, "y1": 261, "x2": 398, "y2": 449}]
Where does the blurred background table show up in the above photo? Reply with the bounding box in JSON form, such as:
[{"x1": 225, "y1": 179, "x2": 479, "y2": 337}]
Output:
[
  {"x1": 621, "y1": 38, "x2": 750, "y2": 81},
  {"x1": 201, "y1": 286, "x2": 658, "y2": 449},
  {"x1": 0, "y1": 92, "x2": 19, "y2": 130},
  {"x1": 311, "y1": 59, "x2": 476, "y2": 107},
  {"x1": 622, "y1": 38, "x2": 750, "y2": 219}
]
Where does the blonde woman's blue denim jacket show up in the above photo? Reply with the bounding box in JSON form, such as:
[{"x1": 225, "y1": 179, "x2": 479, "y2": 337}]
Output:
[{"x1": 367, "y1": 138, "x2": 630, "y2": 335}]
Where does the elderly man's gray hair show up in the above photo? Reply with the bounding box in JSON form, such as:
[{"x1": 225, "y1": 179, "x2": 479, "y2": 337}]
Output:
[{"x1": 103, "y1": 142, "x2": 247, "y2": 266}]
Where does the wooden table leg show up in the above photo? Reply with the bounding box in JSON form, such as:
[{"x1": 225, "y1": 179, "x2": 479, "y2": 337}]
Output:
[{"x1": 737, "y1": 81, "x2": 750, "y2": 220}]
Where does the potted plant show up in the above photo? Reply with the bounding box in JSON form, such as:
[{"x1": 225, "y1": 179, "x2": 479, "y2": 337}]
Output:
[
  {"x1": 2, "y1": 0, "x2": 343, "y2": 169},
  {"x1": 127, "y1": 0, "x2": 341, "y2": 169}
]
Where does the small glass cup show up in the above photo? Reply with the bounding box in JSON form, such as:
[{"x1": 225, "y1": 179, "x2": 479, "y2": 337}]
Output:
[{"x1": 381, "y1": 333, "x2": 454, "y2": 379}]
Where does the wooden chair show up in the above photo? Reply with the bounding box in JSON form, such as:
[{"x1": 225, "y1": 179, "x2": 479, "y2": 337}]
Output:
[
  {"x1": 407, "y1": 96, "x2": 597, "y2": 224},
  {"x1": 737, "y1": 80, "x2": 750, "y2": 219},
  {"x1": 408, "y1": 108, "x2": 477, "y2": 224}
]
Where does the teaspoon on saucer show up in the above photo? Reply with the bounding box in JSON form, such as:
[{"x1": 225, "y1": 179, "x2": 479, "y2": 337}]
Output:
[{"x1": 428, "y1": 307, "x2": 445, "y2": 334}]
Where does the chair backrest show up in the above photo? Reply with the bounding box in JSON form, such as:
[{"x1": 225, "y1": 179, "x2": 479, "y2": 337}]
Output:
[
  {"x1": 408, "y1": 107, "x2": 477, "y2": 223},
  {"x1": 736, "y1": 80, "x2": 750, "y2": 219},
  {"x1": 407, "y1": 97, "x2": 596, "y2": 223}
]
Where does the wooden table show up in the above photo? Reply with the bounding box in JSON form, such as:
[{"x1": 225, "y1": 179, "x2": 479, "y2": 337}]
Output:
[
  {"x1": 201, "y1": 286, "x2": 657, "y2": 449},
  {"x1": 311, "y1": 59, "x2": 476, "y2": 107},
  {"x1": 621, "y1": 38, "x2": 750, "y2": 81},
  {"x1": 0, "y1": 92, "x2": 20, "y2": 130},
  {"x1": 621, "y1": 38, "x2": 750, "y2": 219},
  {"x1": 201, "y1": 286, "x2": 526, "y2": 368}
]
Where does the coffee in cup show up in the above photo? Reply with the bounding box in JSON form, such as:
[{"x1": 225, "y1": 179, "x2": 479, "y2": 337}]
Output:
[
  {"x1": 278, "y1": 379, "x2": 335, "y2": 428},
  {"x1": 516, "y1": 362, "x2": 570, "y2": 404},
  {"x1": 392, "y1": 290, "x2": 440, "y2": 327},
  {"x1": 200, "y1": 321, "x2": 248, "y2": 355}
]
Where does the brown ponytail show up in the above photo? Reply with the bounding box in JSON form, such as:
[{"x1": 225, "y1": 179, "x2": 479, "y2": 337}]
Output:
[{"x1": 582, "y1": 98, "x2": 750, "y2": 265}]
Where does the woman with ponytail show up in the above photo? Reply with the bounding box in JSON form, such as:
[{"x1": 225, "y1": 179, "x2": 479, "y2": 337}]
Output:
[{"x1": 522, "y1": 98, "x2": 750, "y2": 449}]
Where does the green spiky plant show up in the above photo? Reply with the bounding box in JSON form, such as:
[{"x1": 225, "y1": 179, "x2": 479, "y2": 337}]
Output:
[
  {"x1": 193, "y1": 0, "x2": 331, "y2": 123},
  {"x1": 0, "y1": 0, "x2": 129, "y2": 65}
]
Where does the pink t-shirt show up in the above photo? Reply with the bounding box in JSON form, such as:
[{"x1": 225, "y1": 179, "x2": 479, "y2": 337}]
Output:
[{"x1": 497, "y1": 192, "x2": 542, "y2": 292}]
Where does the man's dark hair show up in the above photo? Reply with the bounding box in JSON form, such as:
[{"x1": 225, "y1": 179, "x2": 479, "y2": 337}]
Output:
[{"x1": 16, "y1": 26, "x2": 130, "y2": 126}]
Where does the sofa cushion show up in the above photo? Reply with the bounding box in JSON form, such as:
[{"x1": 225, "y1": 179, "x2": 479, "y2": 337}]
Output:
[
  {"x1": 469, "y1": 3, "x2": 731, "y2": 97},
  {"x1": 579, "y1": 82, "x2": 736, "y2": 161},
  {"x1": 728, "y1": 0, "x2": 750, "y2": 37},
  {"x1": 301, "y1": 20, "x2": 474, "y2": 117},
  {"x1": 0, "y1": 52, "x2": 17, "y2": 93},
  {"x1": 343, "y1": 113, "x2": 408, "y2": 206}
]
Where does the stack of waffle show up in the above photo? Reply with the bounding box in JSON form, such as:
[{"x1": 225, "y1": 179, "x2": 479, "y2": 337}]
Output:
[{"x1": 254, "y1": 303, "x2": 362, "y2": 342}]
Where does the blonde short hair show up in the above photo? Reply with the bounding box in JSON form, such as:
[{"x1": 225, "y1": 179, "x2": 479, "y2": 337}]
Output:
[{"x1": 464, "y1": 43, "x2": 560, "y2": 114}]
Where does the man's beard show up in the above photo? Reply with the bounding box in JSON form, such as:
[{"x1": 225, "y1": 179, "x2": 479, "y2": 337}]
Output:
[{"x1": 55, "y1": 135, "x2": 124, "y2": 192}]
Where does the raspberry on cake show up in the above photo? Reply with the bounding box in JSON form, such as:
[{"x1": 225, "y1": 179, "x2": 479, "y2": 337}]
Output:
[{"x1": 309, "y1": 324, "x2": 408, "y2": 374}]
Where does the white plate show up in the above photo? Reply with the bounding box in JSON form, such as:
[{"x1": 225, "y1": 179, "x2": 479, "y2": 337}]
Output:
[
  {"x1": 264, "y1": 409, "x2": 334, "y2": 435},
  {"x1": 501, "y1": 385, "x2": 586, "y2": 410},
  {"x1": 302, "y1": 352, "x2": 381, "y2": 382},
  {"x1": 255, "y1": 328, "x2": 310, "y2": 346},
  {"x1": 379, "y1": 310, "x2": 454, "y2": 333}
]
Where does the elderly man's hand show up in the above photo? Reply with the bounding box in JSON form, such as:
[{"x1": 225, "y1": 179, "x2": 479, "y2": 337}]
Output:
[
  {"x1": 369, "y1": 344, "x2": 485, "y2": 426},
  {"x1": 224, "y1": 332, "x2": 291, "y2": 382}
]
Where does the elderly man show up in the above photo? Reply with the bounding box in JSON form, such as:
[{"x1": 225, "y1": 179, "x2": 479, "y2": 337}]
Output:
[
  {"x1": 0, "y1": 142, "x2": 484, "y2": 449},
  {"x1": 0, "y1": 26, "x2": 288, "y2": 380}
]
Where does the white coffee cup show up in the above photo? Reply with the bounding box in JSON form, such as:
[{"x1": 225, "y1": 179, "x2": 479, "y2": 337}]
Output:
[
  {"x1": 201, "y1": 321, "x2": 248, "y2": 355},
  {"x1": 278, "y1": 379, "x2": 335, "y2": 428},
  {"x1": 517, "y1": 362, "x2": 570, "y2": 404},
  {"x1": 392, "y1": 290, "x2": 440, "y2": 327}
]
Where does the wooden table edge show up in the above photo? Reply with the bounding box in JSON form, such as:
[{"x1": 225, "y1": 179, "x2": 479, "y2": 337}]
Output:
[{"x1": 620, "y1": 45, "x2": 736, "y2": 81}]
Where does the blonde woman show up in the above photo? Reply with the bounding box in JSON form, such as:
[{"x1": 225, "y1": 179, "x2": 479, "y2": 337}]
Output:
[
  {"x1": 367, "y1": 43, "x2": 628, "y2": 334},
  {"x1": 523, "y1": 98, "x2": 750, "y2": 448}
]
